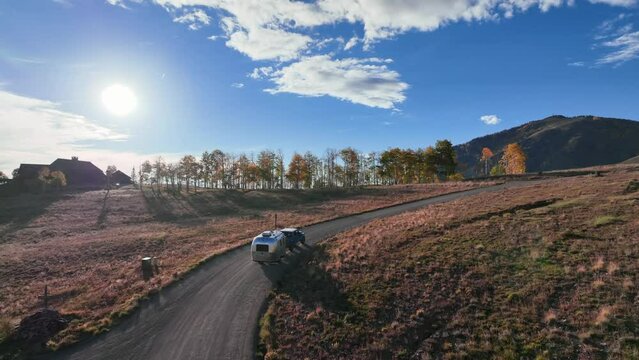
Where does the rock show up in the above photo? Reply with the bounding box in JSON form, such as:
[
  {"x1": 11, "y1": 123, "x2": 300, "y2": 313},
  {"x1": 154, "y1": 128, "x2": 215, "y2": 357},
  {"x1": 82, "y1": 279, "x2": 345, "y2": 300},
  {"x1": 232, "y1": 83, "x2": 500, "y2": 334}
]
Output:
[{"x1": 15, "y1": 309, "x2": 68, "y2": 345}]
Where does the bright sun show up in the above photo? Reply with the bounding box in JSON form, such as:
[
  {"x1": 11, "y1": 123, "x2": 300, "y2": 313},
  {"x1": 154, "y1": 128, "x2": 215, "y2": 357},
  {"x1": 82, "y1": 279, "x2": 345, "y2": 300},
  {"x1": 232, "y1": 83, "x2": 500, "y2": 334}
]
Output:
[{"x1": 102, "y1": 84, "x2": 137, "y2": 116}]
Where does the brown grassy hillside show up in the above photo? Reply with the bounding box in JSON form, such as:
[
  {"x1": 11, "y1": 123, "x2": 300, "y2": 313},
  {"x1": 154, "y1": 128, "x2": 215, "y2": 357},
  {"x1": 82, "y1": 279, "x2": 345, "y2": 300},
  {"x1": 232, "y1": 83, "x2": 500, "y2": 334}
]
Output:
[
  {"x1": 0, "y1": 182, "x2": 487, "y2": 348},
  {"x1": 263, "y1": 166, "x2": 639, "y2": 359}
]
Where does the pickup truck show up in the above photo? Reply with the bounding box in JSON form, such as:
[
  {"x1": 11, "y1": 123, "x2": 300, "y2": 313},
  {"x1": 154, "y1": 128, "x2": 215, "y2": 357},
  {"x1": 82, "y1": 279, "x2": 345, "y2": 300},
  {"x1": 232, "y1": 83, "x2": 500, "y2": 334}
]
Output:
[{"x1": 280, "y1": 228, "x2": 306, "y2": 250}]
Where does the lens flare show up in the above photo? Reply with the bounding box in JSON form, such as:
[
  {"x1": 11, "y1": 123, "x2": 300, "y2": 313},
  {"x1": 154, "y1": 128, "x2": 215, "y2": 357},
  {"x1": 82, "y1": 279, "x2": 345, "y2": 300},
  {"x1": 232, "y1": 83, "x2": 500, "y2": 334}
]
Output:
[{"x1": 102, "y1": 84, "x2": 137, "y2": 116}]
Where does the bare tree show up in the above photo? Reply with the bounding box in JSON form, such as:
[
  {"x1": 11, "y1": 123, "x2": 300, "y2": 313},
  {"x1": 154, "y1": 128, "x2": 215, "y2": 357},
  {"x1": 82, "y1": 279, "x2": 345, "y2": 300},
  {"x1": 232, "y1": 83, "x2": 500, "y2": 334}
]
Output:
[
  {"x1": 179, "y1": 155, "x2": 198, "y2": 193},
  {"x1": 324, "y1": 148, "x2": 338, "y2": 188},
  {"x1": 152, "y1": 157, "x2": 165, "y2": 192},
  {"x1": 140, "y1": 161, "x2": 152, "y2": 187},
  {"x1": 106, "y1": 165, "x2": 117, "y2": 189}
]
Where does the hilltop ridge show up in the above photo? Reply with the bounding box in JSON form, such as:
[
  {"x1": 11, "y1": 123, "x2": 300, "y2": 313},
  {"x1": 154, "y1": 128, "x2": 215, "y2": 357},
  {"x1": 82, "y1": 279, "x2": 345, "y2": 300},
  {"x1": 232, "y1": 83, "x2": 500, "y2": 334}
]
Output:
[{"x1": 455, "y1": 115, "x2": 639, "y2": 176}]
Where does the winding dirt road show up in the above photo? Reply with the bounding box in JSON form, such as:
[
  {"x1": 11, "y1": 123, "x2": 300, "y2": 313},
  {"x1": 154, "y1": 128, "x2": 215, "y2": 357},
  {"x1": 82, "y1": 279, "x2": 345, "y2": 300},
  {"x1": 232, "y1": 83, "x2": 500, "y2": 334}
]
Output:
[{"x1": 52, "y1": 181, "x2": 539, "y2": 360}]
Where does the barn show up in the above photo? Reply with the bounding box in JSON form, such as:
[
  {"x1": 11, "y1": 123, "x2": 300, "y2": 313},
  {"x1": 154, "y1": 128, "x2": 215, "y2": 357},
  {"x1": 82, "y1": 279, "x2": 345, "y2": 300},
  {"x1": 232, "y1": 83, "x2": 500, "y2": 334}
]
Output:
[
  {"x1": 49, "y1": 158, "x2": 106, "y2": 187},
  {"x1": 110, "y1": 170, "x2": 132, "y2": 186}
]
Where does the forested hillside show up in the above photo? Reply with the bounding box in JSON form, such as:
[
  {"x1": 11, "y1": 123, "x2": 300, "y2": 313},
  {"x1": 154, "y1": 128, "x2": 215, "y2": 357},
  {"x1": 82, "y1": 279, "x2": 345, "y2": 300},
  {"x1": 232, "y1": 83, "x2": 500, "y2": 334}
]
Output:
[{"x1": 455, "y1": 115, "x2": 639, "y2": 176}]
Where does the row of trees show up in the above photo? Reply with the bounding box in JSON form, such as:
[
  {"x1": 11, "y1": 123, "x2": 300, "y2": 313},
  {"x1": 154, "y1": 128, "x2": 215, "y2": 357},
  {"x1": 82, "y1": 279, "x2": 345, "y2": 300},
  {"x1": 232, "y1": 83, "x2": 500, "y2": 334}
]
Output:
[
  {"x1": 135, "y1": 140, "x2": 462, "y2": 192},
  {"x1": 0, "y1": 142, "x2": 527, "y2": 193}
]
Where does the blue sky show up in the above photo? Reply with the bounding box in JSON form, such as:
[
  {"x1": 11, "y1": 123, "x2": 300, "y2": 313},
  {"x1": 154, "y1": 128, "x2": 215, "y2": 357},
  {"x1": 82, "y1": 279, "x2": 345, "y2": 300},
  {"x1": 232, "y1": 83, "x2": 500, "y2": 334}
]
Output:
[{"x1": 1, "y1": 0, "x2": 638, "y2": 175}]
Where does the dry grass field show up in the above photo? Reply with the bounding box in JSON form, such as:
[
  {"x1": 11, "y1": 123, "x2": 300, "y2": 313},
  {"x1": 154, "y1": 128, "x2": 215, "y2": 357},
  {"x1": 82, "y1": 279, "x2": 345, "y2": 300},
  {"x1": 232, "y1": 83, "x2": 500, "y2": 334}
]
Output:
[
  {"x1": 0, "y1": 182, "x2": 488, "y2": 348},
  {"x1": 262, "y1": 166, "x2": 639, "y2": 359}
]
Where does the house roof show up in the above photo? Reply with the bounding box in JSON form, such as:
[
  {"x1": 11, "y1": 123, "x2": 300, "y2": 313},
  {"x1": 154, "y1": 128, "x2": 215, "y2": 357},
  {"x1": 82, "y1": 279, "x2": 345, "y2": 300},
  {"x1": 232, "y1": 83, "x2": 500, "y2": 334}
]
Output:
[
  {"x1": 49, "y1": 158, "x2": 105, "y2": 185},
  {"x1": 17, "y1": 164, "x2": 48, "y2": 178},
  {"x1": 50, "y1": 158, "x2": 102, "y2": 170},
  {"x1": 111, "y1": 170, "x2": 132, "y2": 182},
  {"x1": 112, "y1": 170, "x2": 130, "y2": 178}
]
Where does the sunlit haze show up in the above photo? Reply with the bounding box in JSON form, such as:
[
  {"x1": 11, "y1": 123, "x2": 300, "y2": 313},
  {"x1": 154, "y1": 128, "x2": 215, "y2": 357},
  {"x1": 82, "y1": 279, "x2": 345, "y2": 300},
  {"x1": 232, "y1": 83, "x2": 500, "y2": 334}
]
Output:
[{"x1": 101, "y1": 84, "x2": 137, "y2": 117}]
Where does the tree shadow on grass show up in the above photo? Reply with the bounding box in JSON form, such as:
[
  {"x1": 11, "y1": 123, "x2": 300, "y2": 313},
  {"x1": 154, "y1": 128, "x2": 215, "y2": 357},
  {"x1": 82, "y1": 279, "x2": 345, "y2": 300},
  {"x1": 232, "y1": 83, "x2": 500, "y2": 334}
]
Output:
[
  {"x1": 259, "y1": 244, "x2": 355, "y2": 314},
  {"x1": 258, "y1": 243, "x2": 466, "y2": 359},
  {"x1": 0, "y1": 191, "x2": 67, "y2": 241},
  {"x1": 141, "y1": 186, "x2": 390, "y2": 224},
  {"x1": 141, "y1": 188, "x2": 192, "y2": 221},
  {"x1": 96, "y1": 190, "x2": 110, "y2": 228}
]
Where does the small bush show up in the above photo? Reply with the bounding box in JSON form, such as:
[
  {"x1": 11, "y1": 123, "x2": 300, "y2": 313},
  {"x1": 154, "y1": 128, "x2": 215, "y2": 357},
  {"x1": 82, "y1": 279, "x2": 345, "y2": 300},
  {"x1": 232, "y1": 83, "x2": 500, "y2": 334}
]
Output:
[
  {"x1": 624, "y1": 179, "x2": 639, "y2": 194},
  {"x1": 490, "y1": 164, "x2": 506, "y2": 176}
]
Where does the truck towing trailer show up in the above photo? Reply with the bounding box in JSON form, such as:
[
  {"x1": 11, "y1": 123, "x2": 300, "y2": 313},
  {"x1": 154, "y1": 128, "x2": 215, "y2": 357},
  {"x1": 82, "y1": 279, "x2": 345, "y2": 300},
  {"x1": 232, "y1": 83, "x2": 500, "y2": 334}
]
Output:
[{"x1": 251, "y1": 230, "x2": 287, "y2": 262}]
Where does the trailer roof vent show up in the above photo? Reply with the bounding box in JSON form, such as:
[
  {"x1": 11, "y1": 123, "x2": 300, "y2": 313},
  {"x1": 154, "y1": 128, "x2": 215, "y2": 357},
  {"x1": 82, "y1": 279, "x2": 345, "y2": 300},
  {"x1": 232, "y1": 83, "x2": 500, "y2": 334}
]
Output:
[{"x1": 261, "y1": 231, "x2": 272, "y2": 237}]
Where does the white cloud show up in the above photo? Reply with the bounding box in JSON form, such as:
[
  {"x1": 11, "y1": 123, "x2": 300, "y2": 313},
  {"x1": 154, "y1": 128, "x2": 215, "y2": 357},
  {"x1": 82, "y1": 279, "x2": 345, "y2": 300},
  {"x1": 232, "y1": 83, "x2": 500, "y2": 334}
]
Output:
[
  {"x1": 264, "y1": 55, "x2": 407, "y2": 109},
  {"x1": 316, "y1": 0, "x2": 579, "y2": 45},
  {"x1": 142, "y1": 0, "x2": 632, "y2": 55},
  {"x1": 589, "y1": 0, "x2": 637, "y2": 6},
  {"x1": 249, "y1": 66, "x2": 274, "y2": 79},
  {"x1": 106, "y1": 0, "x2": 125, "y2": 7},
  {"x1": 108, "y1": 0, "x2": 637, "y2": 108},
  {"x1": 480, "y1": 114, "x2": 501, "y2": 125},
  {"x1": 344, "y1": 36, "x2": 359, "y2": 50},
  {"x1": 0, "y1": 90, "x2": 138, "y2": 175},
  {"x1": 598, "y1": 30, "x2": 639, "y2": 65},
  {"x1": 225, "y1": 27, "x2": 312, "y2": 61},
  {"x1": 52, "y1": 0, "x2": 72, "y2": 7},
  {"x1": 173, "y1": 9, "x2": 211, "y2": 30},
  {"x1": 315, "y1": 37, "x2": 342, "y2": 50},
  {"x1": 7, "y1": 57, "x2": 46, "y2": 65},
  {"x1": 117, "y1": 0, "x2": 638, "y2": 47},
  {"x1": 593, "y1": 15, "x2": 639, "y2": 65},
  {"x1": 106, "y1": 0, "x2": 136, "y2": 9},
  {"x1": 595, "y1": 13, "x2": 626, "y2": 34},
  {"x1": 568, "y1": 61, "x2": 586, "y2": 66},
  {"x1": 231, "y1": 82, "x2": 244, "y2": 88}
]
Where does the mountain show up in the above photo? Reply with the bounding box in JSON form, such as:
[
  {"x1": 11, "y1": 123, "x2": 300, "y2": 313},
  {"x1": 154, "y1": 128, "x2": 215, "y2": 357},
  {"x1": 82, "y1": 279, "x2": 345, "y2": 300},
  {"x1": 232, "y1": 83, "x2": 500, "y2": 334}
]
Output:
[
  {"x1": 622, "y1": 155, "x2": 639, "y2": 164},
  {"x1": 454, "y1": 115, "x2": 639, "y2": 177}
]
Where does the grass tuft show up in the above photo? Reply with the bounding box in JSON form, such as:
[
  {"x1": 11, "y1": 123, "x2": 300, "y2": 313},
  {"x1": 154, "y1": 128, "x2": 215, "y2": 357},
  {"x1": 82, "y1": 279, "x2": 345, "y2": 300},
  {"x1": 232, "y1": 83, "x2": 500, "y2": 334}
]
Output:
[
  {"x1": 593, "y1": 215, "x2": 624, "y2": 227},
  {"x1": 0, "y1": 318, "x2": 14, "y2": 344},
  {"x1": 548, "y1": 198, "x2": 583, "y2": 210},
  {"x1": 257, "y1": 303, "x2": 276, "y2": 359}
]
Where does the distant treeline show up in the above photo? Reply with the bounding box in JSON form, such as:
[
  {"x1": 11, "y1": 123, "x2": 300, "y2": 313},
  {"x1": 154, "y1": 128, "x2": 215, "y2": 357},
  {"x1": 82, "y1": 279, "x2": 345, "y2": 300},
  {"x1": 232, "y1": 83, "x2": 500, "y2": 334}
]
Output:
[{"x1": 136, "y1": 140, "x2": 462, "y2": 191}]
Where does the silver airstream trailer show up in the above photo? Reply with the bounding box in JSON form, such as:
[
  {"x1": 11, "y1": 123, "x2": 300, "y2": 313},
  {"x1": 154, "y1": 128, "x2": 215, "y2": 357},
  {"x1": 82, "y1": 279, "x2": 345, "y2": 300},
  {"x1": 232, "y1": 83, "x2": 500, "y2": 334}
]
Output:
[{"x1": 251, "y1": 230, "x2": 287, "y2": 262}]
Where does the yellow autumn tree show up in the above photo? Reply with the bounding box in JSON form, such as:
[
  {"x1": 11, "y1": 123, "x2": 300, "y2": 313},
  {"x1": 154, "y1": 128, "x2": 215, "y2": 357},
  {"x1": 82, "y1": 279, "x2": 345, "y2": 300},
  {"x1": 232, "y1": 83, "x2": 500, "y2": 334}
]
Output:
[
  {"x1": 500, "y1": 143, "x2": 527, "y2": 174},
  {"x1": 480, "y1": 147, "x2": 494, "y2": 176},
  {"x1": 286, "y1": 153, "x2": 308, "y2": 189},
  {"x1": 50, "y1": 171, "x2": 67, "y2": 190}
]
